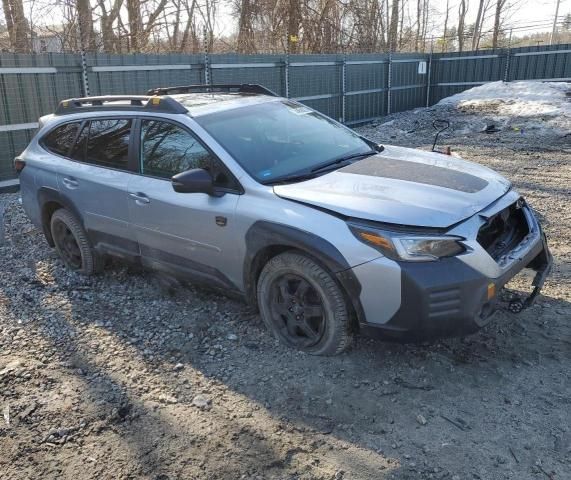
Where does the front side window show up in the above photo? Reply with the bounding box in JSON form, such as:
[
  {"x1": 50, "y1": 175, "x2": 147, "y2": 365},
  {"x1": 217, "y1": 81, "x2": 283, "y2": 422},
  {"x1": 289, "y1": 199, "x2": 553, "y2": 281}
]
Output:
[
  {"x1": 85, "y1": 119, "x2": 132, "y2": 169},
  {"x1": 140, "y1": 120, "x2": 214, "y2": 179},
  {"x1": 195, "y1": 100, "x2": 374, "y2": 184},
  {"x1": 42, "y1": 122, "x2": 80, "y2": 157}
]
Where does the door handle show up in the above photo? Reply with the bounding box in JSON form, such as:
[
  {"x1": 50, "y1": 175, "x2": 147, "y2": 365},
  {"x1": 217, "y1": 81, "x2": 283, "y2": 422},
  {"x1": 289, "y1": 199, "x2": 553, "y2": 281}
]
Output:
[
  {"x1": 62, "y1": 177, "x2": 79, "y2": 189},
  {"x1": 129, "y1": 192, "x2": 150, "y2": 204}
]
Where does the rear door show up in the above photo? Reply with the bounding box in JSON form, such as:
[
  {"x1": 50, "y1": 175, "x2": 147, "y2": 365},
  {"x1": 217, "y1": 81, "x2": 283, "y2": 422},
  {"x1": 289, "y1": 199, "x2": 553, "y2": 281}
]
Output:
[
  {"x1": 55, "y1": 117, "x2": 139, "y2": 257},
  {"x1": 127, "y1": 118, "x2": 242, "y2": 289}
]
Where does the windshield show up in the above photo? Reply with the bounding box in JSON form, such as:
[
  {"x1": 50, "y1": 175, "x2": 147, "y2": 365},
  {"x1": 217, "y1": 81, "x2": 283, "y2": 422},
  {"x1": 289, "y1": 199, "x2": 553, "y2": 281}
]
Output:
[{"x1": 194, "y1": 100, "x2": 374, "y2": 183}]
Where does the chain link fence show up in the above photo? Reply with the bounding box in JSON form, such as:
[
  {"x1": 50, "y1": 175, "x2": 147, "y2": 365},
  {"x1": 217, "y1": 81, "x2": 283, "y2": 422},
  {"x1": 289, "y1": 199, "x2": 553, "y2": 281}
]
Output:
[{"x1": 1, "y1": 43, "x2": 570, "y2": 182}]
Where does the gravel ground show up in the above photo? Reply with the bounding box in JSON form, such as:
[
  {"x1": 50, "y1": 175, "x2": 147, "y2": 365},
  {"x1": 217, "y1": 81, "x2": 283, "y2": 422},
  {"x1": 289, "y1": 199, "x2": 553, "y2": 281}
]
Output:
[{"x1": 1, "y1": 103, "x2": 570, "y2": 480}]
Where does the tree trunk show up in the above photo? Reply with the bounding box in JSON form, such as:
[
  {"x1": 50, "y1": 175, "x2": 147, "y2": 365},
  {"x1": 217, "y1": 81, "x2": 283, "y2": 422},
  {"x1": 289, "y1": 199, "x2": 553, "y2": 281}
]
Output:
[
  {"x1": 287, "y1": 0, "x2": 301, "y2": 53},
  {"x1": 492, "y1": 0, "x2": 505, "y2": 48},
  {"x1": 457, "y1": 0, "x2": 467, "y2": 52},
  {"x1": 398, "y1": 0, "x2": 405, "y2": 49},
  {"x1": 388, "y1": 0, "x2": 399, "y2": 51},
  {"x1": 415, "y1": 0, "x2": 421, "y2": 51},
  {"x1": 127, "y1": 0, "x2": 142, "y2": 51},
  {"x1": 237, "y1": 0, "x2": 256, "y2": 53},
  {"x1": 421, "y1": 0, "x2": 429, "y2": 52},
  {"x1": 2, "y1": 0, "x2": 15, "y2": 47},
  {"x1": 4, "y1": 0, "x2": 30, "y2": 52},
  {"x1": 77, "y1": 0, "x2": 96, "y2": 51},
  {"x1": 472, "y1": 0, "x2": 484, "y2": 50},
  {"x1": 442, "y1": 0, "x2": 449, "y2": 52}
]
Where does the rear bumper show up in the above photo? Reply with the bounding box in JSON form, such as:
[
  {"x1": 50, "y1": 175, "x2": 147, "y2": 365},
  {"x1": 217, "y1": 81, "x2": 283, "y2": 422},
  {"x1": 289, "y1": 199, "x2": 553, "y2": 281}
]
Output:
[{"x1": 358, "y1": 227, "x2": 552, "y2": 342}]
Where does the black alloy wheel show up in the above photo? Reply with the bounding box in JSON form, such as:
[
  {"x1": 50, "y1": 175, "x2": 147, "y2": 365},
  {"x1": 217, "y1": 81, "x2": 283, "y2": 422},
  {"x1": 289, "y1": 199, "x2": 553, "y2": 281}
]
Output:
[
  {"x1": 50, "y1": 208, "x2": 103, "y2": 275},
  {"x1": 52, "y1": 218, "x2": 83, "y2": 269},
  {"x1": 269, "y1": 273, "x2": 325, "y2": 348},
  {"x1": 257, "y1": 252, "x2": 353, "y2": 355}
]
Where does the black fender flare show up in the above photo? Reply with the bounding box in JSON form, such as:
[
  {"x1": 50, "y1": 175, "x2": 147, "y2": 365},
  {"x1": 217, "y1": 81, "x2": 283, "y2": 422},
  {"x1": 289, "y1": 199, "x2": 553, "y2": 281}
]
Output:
[
  {"x1": 243, "y1": 221, "x2": 365, "y2": 325},
  {"x1": 37, "y1": 187, "x2": 84, "y2": 246}
]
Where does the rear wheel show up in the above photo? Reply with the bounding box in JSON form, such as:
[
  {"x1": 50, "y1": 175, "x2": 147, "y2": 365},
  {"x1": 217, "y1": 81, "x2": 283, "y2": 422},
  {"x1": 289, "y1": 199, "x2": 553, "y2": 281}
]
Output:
[
  {"x1": 257, "y1": 252, "x2": 352, "y2": 355},
  {"x1": 50, "y1": 209, "x2": 102, "y2": 275}
]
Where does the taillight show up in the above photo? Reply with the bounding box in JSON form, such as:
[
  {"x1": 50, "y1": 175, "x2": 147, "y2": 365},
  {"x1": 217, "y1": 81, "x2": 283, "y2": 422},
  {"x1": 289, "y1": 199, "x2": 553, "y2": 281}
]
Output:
[{"x1": 14, "y1": 157, "x2": 26, "y2": 173}]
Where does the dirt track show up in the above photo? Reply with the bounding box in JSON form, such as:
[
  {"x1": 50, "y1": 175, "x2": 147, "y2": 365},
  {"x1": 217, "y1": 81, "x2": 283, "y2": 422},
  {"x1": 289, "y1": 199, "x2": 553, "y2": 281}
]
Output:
[{"x1": 1, "y1": 105, "x2": 570, "y2": 479}]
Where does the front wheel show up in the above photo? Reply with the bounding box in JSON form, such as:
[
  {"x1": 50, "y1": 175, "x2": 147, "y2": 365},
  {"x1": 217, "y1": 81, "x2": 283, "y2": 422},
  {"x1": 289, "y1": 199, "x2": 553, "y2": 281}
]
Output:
[{"x1": 257, "y1": 252, "x2": 353, "y2": 356}]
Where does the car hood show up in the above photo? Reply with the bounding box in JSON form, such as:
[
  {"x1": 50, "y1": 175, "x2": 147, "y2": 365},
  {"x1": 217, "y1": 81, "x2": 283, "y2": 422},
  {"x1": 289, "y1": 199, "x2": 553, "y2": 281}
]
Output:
[{"x1": 273, "y1": 145, "x2": 511, "y2": 228}]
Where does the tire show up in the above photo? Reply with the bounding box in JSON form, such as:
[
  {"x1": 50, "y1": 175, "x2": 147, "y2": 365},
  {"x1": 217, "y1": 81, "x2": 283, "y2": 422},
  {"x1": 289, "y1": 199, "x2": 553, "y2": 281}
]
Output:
[
  {"x1": 257, "y1": 251, "x2": 353, "y2": 356},
  {"x1": 50, "y1": 209, "x2": 102, "y2": 275}
]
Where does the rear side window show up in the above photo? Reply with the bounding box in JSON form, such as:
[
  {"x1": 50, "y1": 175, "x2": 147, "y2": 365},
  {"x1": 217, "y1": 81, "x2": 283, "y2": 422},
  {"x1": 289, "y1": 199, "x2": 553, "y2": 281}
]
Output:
[
  {"x1": 42, "y1": 123, "x2": 80, "y2": 156},
  {"x1": 69, "y1": 123, "x2": 89, "y2": 161},
  {"x1": 85, "y1": 119, "x2": 132, "y2": 169}
]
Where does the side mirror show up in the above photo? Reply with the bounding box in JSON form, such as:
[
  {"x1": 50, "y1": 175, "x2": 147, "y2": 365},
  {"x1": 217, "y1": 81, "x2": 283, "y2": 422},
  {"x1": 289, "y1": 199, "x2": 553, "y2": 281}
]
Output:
[{"x1": 172, "y1": 168, "x2": 214, "y2": 194}]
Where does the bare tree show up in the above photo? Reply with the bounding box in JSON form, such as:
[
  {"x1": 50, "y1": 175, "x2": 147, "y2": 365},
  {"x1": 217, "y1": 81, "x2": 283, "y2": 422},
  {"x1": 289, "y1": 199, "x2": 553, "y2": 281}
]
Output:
[
  {"x1": 441, "y1": 0, "x2": 449, "y2": 52},
  {"x1": 236, "y1": 0, "x2": 256, "y2": 52},
  {"x1": 471, "y1": 0, "x2": 494, "y2": 50},
  {"x1": 2, "y1": 0, "x2": 31, "y2": 51},
  {"x1": 491, "y1": 0, "x2": 508, "y2": 47},
  {"x1": 77, "y1": 0, "x2": 97, "y2": 51},
  {"x1": 420, "y1": 0, "x2": 429, "y2": 51},
  {"x1": 388, "y1": 0, "x2": 399, "y2": 50},
  {"x1": 414, "y1": 0, "x2": 421, "y2": 50},
  {"x1": 96, "y1": 0, "x2": 123, "y2": 53},
  {"x1": 457, "y1": 0, "x2": 468, "y2": 52},
  {"x1": 287, "y1": 0, "x2": 301, "y2": 53}
]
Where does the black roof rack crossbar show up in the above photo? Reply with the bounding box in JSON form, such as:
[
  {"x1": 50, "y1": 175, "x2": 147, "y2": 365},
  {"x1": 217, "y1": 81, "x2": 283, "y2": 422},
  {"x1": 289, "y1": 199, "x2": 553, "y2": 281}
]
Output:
[
  {"x1": 54, "y1": 95, "x2": 188, "y2": 115},
  {"x1": 146, "y1": 84, "x2": 278, "y2": 97}
]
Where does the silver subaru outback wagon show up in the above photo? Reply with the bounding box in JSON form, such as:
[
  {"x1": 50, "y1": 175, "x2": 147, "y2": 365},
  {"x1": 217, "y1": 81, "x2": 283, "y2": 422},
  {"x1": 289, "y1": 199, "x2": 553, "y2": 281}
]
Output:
[{"x1": 16, "y1": 84, "x2": 552, "y2": 355}]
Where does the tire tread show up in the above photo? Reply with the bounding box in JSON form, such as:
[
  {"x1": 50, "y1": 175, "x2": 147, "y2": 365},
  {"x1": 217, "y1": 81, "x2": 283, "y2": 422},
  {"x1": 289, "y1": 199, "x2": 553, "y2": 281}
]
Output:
[
  {"x1": 257, "y1": 251, "x2": 353, "y2": 356},
  {"x1": 50, "y1": 209, "x2": 102, "y2": 275}
]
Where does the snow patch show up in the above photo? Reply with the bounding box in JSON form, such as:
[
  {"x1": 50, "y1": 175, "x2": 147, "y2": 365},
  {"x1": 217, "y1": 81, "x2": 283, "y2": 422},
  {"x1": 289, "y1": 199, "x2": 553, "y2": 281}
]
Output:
[{"x1": 438, "y1": 81, "x2": 571, "y2": 119}]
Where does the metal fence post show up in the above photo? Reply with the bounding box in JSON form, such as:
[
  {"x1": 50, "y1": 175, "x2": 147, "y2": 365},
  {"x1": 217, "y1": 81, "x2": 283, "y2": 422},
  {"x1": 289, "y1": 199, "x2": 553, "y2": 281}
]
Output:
[
  {"x1": 77, "y1": 20, "x2": 90, "y2": 96},
  {"x1": 341, "y1": 54, "x2": 346, "y2": 123},
  {"x1": 503, "y1": 29, "x2": 513, "y2": 82},
  {"x1": 387, "y1": 50, "x2": 392, "y2": 115},
  {"x1": 203, "y1": 26, "x2": 211, "y2": 86},
  {"x1": 426, "y1": 40, "x2": 434, "y2": 107},
  {"x1": 284, "y1": 29, "x2": 290, "y2": 98}
]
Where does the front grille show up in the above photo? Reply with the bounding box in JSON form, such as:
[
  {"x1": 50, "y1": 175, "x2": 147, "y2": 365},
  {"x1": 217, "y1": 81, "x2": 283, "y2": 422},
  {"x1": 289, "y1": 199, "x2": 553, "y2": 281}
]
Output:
[{"x1": 477, "y1": 201, "x2": 529, "y2": 261}]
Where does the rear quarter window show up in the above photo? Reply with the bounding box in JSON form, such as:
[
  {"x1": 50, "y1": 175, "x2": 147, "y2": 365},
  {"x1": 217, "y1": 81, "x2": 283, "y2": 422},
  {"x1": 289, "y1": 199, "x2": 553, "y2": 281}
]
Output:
[{"x1": 42, "y1": 122, "x2": 80, "y2": 157}]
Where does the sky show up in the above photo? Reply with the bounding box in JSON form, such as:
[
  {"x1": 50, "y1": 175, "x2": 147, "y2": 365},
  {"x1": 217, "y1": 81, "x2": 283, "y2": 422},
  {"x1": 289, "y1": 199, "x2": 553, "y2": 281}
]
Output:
[
  {"x1": 215, "y1": 0, "x2": 570, "y2": 38},
  {"x1": 432, "y1": 0, "x2": 569, "y2": 35}
]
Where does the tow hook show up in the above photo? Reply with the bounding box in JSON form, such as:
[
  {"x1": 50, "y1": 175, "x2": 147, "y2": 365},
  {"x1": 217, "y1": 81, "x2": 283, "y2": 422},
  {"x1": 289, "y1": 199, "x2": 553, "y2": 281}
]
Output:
[
  {"x1": 508, "y1": 297, "x2": 524, "y2": 313},
  {"x1": 502, "y1": 268, "x2": 549, "y2": 314}
]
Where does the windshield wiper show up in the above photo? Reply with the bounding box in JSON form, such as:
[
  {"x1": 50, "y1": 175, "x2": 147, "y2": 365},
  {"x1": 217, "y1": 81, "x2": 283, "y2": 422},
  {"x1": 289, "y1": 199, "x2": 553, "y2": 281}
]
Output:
[
  {"x1": 263, "y1": 172, "x2": 318, "y2": 185},
  {"x1": 310, "y1": 150, "x2": 377, "y2": 174},
  {"x1": 264, "y1": 150, "x2": 378, "y2": 186}
]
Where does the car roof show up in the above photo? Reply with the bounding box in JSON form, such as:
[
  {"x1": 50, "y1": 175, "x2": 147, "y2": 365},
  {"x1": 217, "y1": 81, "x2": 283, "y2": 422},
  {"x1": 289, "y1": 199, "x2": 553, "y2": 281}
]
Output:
[
  {"x1": 50, "y1": 91, "x2": 282, "y2": 122},
  {"x1": 171, "y1": 93, "x2": 280, "y2": 117}
]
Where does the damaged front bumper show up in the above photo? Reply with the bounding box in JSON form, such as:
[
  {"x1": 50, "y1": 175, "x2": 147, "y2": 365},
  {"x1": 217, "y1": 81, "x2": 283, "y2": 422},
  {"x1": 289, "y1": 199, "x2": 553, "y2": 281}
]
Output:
[{"x1": 357, "y1": 199, "x2": 553, "y2": 341}]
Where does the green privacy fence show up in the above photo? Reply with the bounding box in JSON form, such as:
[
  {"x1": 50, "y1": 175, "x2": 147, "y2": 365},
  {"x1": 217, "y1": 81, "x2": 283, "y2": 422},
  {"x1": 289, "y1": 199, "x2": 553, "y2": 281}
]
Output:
[
  {"x1": 428, "y1": 43, "x2": 571, "y2": 104},
  {"x1": 1, "y1": 43, "x2": 570, "y2": 181}
]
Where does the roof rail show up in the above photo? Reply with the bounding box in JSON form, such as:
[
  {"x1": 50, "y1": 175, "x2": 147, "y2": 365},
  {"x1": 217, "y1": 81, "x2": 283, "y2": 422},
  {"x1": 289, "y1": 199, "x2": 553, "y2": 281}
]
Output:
[
  {"x1": 54, "y1": 95, "x2": 188, "y2": 116},
  {"x1": 146, "y1": 84, "x2": 278, "y2": 97}
]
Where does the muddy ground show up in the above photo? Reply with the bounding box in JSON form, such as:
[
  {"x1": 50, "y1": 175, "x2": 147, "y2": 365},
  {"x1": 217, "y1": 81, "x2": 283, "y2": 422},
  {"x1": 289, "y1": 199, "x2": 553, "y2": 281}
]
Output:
[{"x1": 0, "y1": 103, "x2": 569, "y2": 480}]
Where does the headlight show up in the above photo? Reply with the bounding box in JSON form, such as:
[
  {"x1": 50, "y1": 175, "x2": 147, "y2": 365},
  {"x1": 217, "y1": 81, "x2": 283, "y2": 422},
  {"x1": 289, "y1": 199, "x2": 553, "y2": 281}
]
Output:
[{"x1": 349, "y1": 224, "x2": 466, "y2": 262}]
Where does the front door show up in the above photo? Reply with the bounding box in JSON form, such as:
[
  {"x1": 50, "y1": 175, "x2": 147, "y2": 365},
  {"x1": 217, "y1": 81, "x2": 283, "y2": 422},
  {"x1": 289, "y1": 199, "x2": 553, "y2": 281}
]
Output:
[{"x1": 127, "y1": 119, "x2": 242, "y2": 290}]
